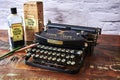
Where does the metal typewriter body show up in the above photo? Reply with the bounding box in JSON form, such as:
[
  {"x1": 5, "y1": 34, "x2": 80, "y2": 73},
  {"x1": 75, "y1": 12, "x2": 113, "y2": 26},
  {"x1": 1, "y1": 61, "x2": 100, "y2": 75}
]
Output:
[{"x1": 25, "y1": 22, "x2": 101, "y2": 74}]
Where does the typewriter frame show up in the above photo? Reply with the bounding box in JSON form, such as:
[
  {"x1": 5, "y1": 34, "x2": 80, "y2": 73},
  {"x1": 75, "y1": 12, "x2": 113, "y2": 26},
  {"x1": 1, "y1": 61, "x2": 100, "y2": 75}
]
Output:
[{"x1": 25, "y1": 22, "x2": 101, "y2": 74}]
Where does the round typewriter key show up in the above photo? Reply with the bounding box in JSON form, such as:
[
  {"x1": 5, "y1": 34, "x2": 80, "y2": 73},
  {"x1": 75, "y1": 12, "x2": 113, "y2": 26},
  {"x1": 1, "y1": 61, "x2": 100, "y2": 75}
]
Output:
[
  {"x1": 50, "y1": 47, "x2": 54, "y2": 50},
  {"x1": 44, "y1": 51, "x2": 48, "y2": 54},
  {"x1": 70, "y1": 55, "x2": 75, "y2": 58},
  {"x1": 26, "y1": 53, "x2": 31, "y2": 56},
  {"x1": 53, "y1": 47, "x2": 57, "y2": 51},
  {"x1": 41, "y1": 45, "x2": 45, "y2": 48},
  {"x1": 44, "y1": 46, "x2": 49, "y2": 49},
  {"x1": 35, "y1": 54, "x2": 39, "y2": 58},
  {"x1": 77, "y1": 51, "x2": 83, "y2": 55},
  {"x1": 56, "y1": 53, "x2": 60, "y2": 56},
  {"x1": 61, "y1": 59, "x2": 66, "y2": 63},
  {"x1": 40, "y1": 50, "x2": 44, "y2": 53},
  {"x1": 52, "y1": 57, "x2": 56, "y2": 61},
  {"x1": 66, "y1": 49, "x2": 70, "y2": 53},
  {"x1": 61, "y1": 49, "x2": 65, "y2": 52},
  {"x1": 67, "y1": 61, "x2": 71, "y2": 65},
  {"x1": 40, "y1": 55, "x2": 44, "y2": 59},
  {"x1": 43, "y1": 56, "x2": 48, "y2": 59},
  {"x1": 37, "y1": 45, "x2": 41, "y2": 48},
  {"x1": 52, "y1": 52, "x2": 56, "y2": 56},
  {"x1": 48, "y1": 47, "x2": 52, "y2": 50},
  {"x1": 48, "y1": 51, "x2": 52, "y2": 55},
  {"x1": 61, "y1": 54, "x2": 65, "y2": 57},
  {"x1": 32, "y1": 48, "x2": 36, "y2": 52},
  {"x1": 36, "y1": 49, "x2": 40, "y2": 53},
  {"x1": 31, "y1": 54, "x2": 35, "y2": 57},
  {"x1": 66, "y1": 55, "x2": 70, "y2": 59},
  {"x1": 70, "y1": 50, "x2": 75, "y2": 53},
  {"x1": 71, "y1": 61, "x2": 75, "y2": 65},
  {"x1": 57, "y1": 48, "x2": 62, "y2": 51},
  {"x1": 57, "y1": 58, "x2": 61, "y2": 62},
  {"x1": 26, "y1": 48, "x2": 32, "y2": 52},
  {"x1": 48, "y1": 57, "x2": 52, "y2": 60}
]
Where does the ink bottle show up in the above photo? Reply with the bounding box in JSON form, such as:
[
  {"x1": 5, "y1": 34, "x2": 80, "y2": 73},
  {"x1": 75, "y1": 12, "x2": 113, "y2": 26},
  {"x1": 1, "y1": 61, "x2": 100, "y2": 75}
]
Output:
[{"x1": 7, "y1": 8, "x2": 25, "y2": 50}]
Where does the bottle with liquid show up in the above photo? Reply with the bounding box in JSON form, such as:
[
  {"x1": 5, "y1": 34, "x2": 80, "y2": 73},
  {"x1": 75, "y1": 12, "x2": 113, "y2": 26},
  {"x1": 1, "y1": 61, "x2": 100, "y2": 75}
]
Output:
[{"x1": 7, "y1": 8, "x2": 25, "y2": 51}]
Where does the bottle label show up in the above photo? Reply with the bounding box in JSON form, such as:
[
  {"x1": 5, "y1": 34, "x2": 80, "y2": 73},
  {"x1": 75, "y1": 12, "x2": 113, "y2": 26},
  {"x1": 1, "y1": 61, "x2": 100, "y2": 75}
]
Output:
[
  {"x1": 25, "y1": 18, "x2": 36, "y2": 29},
  {"x1": 10, "y1": 23, "x2": 23, "y2": 41}
]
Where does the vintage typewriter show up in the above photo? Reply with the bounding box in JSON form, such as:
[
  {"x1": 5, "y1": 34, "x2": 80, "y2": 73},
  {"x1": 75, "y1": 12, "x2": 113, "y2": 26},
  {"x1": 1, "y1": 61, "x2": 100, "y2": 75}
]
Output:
[{"x1": 25, "y1": 21, "x2": 101, "y2": 74}]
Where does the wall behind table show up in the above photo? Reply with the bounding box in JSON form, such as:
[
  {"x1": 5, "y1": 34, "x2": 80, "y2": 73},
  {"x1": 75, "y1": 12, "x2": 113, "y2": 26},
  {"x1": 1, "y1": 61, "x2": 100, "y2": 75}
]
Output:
[{"x1": 0, "y1": 0, "x2": 120, "y2": 35}]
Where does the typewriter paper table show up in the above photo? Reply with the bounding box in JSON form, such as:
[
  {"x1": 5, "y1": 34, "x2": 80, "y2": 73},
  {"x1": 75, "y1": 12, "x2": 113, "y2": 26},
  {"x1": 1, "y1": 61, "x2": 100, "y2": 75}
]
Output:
[{"x1": 0, "y1": 30, "x2": 120, "y2": 80}]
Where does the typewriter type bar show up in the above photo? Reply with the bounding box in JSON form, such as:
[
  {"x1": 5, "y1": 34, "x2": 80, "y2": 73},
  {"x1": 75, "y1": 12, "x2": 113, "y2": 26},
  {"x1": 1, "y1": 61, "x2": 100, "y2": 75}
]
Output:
[{"x1": 47, "y1": 22, "x2": 101, "y2": 35}]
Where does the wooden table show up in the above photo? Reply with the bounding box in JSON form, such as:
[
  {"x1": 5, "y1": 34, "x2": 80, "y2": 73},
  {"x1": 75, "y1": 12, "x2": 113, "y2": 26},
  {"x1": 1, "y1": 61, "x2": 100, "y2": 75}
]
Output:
[{"x1": 0, "y1": 30, "x2": 120, "y2": 80}]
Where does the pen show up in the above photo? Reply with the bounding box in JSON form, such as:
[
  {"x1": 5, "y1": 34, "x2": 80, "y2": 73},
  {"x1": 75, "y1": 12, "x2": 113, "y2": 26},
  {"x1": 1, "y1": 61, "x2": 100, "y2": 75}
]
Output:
[
  {"x1": 0, "y1": 43, "x2": 38, "y2": 60},
  {"x1": 0, "y1": 47, "x2": 22, "y2": 60}
]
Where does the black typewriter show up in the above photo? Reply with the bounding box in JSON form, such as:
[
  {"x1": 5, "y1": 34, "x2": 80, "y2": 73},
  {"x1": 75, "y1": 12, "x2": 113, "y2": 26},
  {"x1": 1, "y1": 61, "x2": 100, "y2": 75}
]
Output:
[{"x1": 25, "y1": 21, "x2": 101, "y2": 74}]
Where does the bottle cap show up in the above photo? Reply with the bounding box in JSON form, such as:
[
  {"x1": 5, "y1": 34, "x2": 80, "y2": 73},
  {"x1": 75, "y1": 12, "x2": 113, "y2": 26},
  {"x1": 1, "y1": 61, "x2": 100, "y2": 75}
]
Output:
[{"x1": 11, "y1": 8, "x2": 17, "y2": 14}]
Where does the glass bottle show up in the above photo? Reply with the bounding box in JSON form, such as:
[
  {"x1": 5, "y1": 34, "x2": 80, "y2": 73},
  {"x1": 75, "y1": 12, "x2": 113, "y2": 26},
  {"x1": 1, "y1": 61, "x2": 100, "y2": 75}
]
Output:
[{"x1": 7, "y1": 7, "x2": 25, "y2": 51}]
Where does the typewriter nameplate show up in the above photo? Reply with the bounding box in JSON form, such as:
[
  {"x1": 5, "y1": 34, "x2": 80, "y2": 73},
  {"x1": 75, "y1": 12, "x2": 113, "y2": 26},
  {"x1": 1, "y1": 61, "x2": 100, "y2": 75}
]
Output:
[{"x1": 47, "y1": 39, "x2": 63, "y2": 45}]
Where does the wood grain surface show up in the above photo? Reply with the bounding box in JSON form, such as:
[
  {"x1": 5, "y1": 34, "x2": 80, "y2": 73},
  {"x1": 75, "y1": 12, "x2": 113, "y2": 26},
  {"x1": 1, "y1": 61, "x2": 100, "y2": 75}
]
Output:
[{"x1": 0, "y1": 30, "x2": 120, "y2": 80}]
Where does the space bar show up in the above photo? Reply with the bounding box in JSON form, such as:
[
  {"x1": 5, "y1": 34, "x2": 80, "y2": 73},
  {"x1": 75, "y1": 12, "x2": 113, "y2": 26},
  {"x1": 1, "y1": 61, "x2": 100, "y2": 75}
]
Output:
[{"x1": 45, "y1": 62, "x2": 65, "y2": 68}]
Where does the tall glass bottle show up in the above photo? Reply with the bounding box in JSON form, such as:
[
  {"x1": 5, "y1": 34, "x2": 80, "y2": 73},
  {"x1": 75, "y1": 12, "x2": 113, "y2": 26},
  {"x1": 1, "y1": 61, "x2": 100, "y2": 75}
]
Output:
[{"x1": 7, "y1": 8, "x2": 25, "y2": 51}]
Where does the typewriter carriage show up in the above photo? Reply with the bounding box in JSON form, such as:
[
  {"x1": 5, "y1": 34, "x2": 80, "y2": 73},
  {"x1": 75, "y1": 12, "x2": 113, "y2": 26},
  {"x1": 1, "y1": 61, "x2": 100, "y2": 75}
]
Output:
[{"x1": 46, "y1": 22, "x2": 101, "y2": 56}]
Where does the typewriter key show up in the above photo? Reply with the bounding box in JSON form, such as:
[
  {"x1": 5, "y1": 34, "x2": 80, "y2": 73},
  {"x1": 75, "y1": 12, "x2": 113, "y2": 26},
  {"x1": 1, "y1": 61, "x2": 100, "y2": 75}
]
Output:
[
  {"x1": 44, "y1": 46, "x2": 49, "y2": 49},
  {"x1": 70, "y1": 55, "x2": 75, "y2": 58},
  {"x1": 66, "y1": 49, "x2": 70, "y2": 53},
  {"x1": 48, "y1": 47, "x2": 52, "y2": 50},
  {"x1": 70, "y1": 50, "x2": 75, "y2": 53},
  {"x1": 36, "y1": 49, "x2": 40, "y2": 53},
  {"x1": 52, "y1": 57, "x2": 56, "y2": 61},
  {"x1": 66, "y1": 55, "x2": 70, "y2": 59},
  {"x1": 26, "y1": 53, "x2": 31, "y2": 56},
  {"x1": 57, "y1": 58, "x2": 61, "y2": 62},
  {"x1": 77, "y1": 51, "x2": 83, "y2": 55},
  {"x1": 40, "y1": 55, "x2": 44, "y2": 59},
  {"x1": 31, "y1": 54, "x2": 35, "y2": 57},
  {"x1": 48, "y1": 51, "x2": 52, "y2": 55},
  {"x1": 32, "y1": 48, "x2": 36, "y2": 52},
  {"x1": 48, "y1": 57, "x2": 52, "y2": 60},
  {"x1": 67, "y1": 61, "x2": 71, "y2": 65},
  {"x1": 26, "y1": 48, "x2": 32, "y2": 52},
  {"x1": 61, "y1": 59, "x2": 66, "y2": 63},
  {"x1": 53, "y1": 47, "x2": 57, "y2": 50},
  {"x1": 52, "y1": 52, "x2": 56, "y2": 56},
  {"x1": 56, "y1": 53, "x2": 60, "y2": 56},
  {"x1": 44, "y1": 51, "x2": 48, "y2": 54},
  {"x1": 57, "y1": 48, "x2": 62, "y2": 51},
  {"x1": 50, "y1": 47, "x2": 54, "y2": 50},
  {"x1": 37, "y1": 45, "x2": 41, "y2": 48},
  {"x1": 41, "y1": 45, "x2": 45, "y2": 48},
  {"x1": 61, "y1": 54, "x2": 65, "y2": 57},
  {"x1": 35, "y1": 54, "x2": 39, "y2": 58},
  {"x1": 61, "y1": 49, "x2": 65, "y2": 52},
  {"x1": 71, "y1": 61, "x2": 75, "y2": 65},
  {"x1": 43, "y1": 56, "x2": 48, "y2": 59},
  {"x1": 40, "y1": 50, "x2": 44, "y2": 53}
]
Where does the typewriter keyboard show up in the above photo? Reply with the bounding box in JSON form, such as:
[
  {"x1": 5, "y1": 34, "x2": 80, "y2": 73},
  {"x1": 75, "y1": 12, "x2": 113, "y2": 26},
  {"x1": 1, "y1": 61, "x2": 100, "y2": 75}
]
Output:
[{"x1": 25, "y1": 44, "x2": 84, "y2": 73}]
